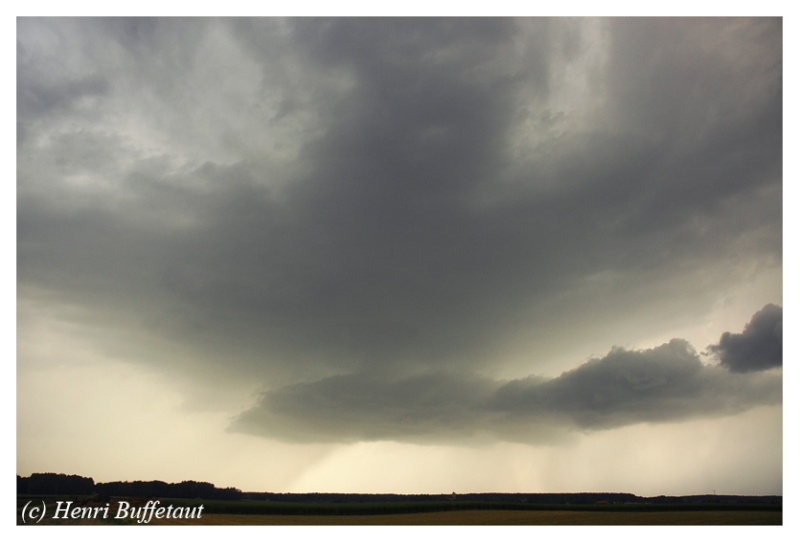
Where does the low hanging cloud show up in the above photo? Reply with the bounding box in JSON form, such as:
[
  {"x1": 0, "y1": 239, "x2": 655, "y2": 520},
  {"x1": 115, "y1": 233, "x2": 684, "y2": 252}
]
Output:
[
  {"x1": 707, "y1": 304, "x2": 782, "y2": 373},
  {"x1": 232, "y1": 309, "x2": 782, "y2": 444}
]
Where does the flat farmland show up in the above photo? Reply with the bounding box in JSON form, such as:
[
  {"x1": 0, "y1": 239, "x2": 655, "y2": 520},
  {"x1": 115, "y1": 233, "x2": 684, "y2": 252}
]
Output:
[
  {"x1": 19, "y1": 496, "x2": 781, "y2": 526},
  {"x1": 150, "y1": 509, "x2": 781, "y2": 525}
]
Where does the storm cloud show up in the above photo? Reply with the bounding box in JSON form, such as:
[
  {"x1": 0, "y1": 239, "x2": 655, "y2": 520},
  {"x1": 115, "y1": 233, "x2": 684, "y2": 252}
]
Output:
[
  {"x1": 234, "y1": 328, "x2": 782, "y2": 444},
  {"x1": 17, "y1": 17, "x2": 781, "y2": 473},
  {"x1": 708, "y1": 304, "x2": 782, "y2": 373}
]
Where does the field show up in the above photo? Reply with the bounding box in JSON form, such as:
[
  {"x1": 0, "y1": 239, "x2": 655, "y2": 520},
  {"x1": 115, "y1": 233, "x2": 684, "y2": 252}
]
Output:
[
  {"x1": 149, "y1": 509, "x2": 781, "y2": 525},
  {"x1": 18, "y1": 496, "x2": 781, "y2": 525}
]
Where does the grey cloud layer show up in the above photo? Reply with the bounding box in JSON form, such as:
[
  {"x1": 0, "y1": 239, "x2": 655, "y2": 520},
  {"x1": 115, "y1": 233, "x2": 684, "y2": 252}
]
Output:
[
  {"x1": 708, "y1": 304, "x2": 782, "y2": 373},
  {"x1": 18, "y1": 19, "x2": 782, "y2": 429},
  {"x1": 234, "y1": 321, "x2": 782, "y2": 443}
]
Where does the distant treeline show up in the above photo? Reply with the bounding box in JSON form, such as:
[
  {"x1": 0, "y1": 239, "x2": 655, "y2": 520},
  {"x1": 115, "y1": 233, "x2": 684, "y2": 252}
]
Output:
[
  {"x1": 17, "y1": 473, "x2": 781, "y2": 508},
  {"x1": 17, "y1": 473, "x2": 241, "y2": 501},
  {"x1": 240, "y1": 491, "x2": 782, "y2": 508}
]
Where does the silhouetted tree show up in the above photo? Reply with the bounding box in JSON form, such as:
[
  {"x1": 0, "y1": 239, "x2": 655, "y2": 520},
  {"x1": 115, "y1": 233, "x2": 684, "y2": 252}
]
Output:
[{"x1": 24, "y1": 473, "x2": 94, "y2": 495}]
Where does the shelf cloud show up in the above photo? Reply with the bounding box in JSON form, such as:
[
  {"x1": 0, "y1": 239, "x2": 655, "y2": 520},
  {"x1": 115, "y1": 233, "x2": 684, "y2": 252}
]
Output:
[{"x1": 234, "y1": 308, "x2": 782, "y2": 443}]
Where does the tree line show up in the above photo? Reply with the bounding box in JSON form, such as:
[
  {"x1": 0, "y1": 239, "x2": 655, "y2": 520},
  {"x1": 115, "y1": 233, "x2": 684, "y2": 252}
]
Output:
[
  {"x1": 17, "y1": 473, "x2": 242, "y2": 500},
  {"x1": 17, "y1": 472, "x2": 781, "y2": 507}
]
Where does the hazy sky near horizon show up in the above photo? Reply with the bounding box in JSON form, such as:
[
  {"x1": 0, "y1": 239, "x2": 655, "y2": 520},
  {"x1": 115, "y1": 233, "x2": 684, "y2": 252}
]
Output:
[{"x1": 17, "y1": 17, "x2": 783, "y2": 495}]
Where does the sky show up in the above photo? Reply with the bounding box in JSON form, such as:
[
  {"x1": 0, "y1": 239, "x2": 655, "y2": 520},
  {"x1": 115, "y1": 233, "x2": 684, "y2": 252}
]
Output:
[{"x1": 15, "y1": 16, "x2": 785, "y2": 497}]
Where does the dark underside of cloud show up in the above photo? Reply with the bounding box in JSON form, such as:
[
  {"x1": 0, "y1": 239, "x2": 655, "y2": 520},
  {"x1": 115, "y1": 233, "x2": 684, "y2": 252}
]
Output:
[
  {"x1": 17, "y1": 18, "x2": 782, "y2": 444},
  {"x1": 232, "y1": 307, "x2": 782, "y2": 444},
  {"x1": 707, "y1": 304, "x2": 782, "y2": 373}
]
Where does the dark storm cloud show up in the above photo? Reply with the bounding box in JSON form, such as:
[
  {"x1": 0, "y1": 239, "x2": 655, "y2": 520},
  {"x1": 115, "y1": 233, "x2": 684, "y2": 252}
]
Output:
[
  {"x1": 18, "y1": 19, "x2": 782, "y2": 412},
  {"x1": 233, "y1": 371, "x2": 498, "y2": 443},
  {"x1": 708, "y1": 304, "x2": 782, "y2": 373},
  {"x1": 494, "y1": 338, "x2": 780, "y2": 429},
  {"x1": 233, "y1": 338, "x2": 781, "y2": 444}
]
